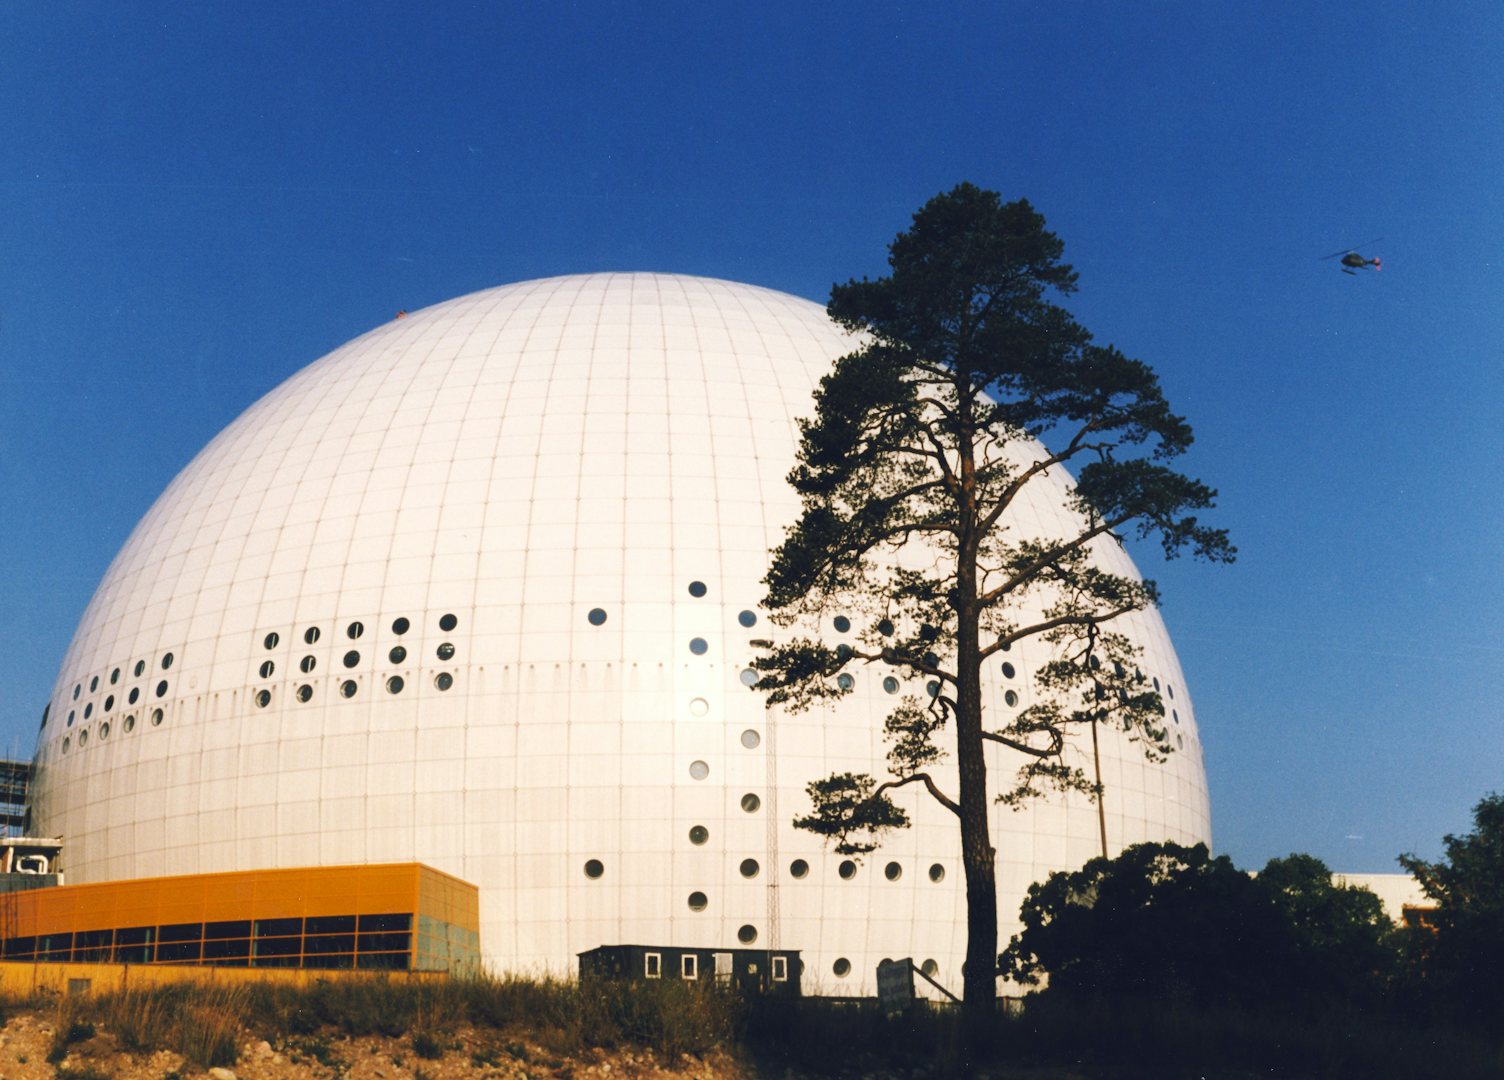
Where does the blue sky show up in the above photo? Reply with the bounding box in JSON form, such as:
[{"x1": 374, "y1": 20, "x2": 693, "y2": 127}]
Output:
[{"x1": 2, "y1": 2, "x2": 1501, "y2": 872}]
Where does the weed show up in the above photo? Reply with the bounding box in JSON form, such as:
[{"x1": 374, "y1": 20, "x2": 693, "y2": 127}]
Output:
[
  {"x1": 470, "y1": 1045, "x2": 503, "y2": 1067},
  {"x1": 411, "y1": 1029, "x2": 444, "y2": 1059},
  {"x1": 286, "y1": 1035, "x2": 344, "y2": 1070}
]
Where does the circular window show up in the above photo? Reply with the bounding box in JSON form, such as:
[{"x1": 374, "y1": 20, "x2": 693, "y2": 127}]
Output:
[
  {"x1": 927, "y1": 681, "x2": 940, "y2": 697},
  {"x1": 689, "y1": 825, "x2": 709, "y2": 846},
  {"x1": 929, "y1": 863, "x2": 946, "y2": 883},
  {"x1": 1153, "y1": 676, "x2": 1161, "y2": 691},
  {"x1": 833, "y1": 615, "x2": 851, "y2": 633},
  {"x1": 128, "y1": 688, "x2": 139, "y2": 705},
  {"x1": 437, "y1": 642, "x2": 455, "y2": 661},
  {"x1": 833, "y1": 958, "x2": 851, "y2": 977},
  {"x1": 255, "y1": 690, "x2": 272, "y2": 709},
  {"x1": 587, "y1": 608, "x2": 607, "y2": 626},
  {"x1": 104, "y1": 695, "x2": 114, "y2": 712},
  {"x1": 155, "y1": 680, "x2": 168, "y2": 698},
  {"x1": 300, "y1": 655, "x2": 317, "y2": 674},
  {"x1": 347, "y1": 621, "x2": 365, "y2": 640},
  {"x1": 740, "y1": 859, "x2": 760, "y2": 879},
  {"x1": 263, "y1": 632, "x2": 280, "y2": 650},
  {"x1": 83, "y1": 703, "x2": 93, "y2": 720},
  {"x1": 838, "y1": 860, "x2": 857, "y2": 880},
  {"x1": 740, "y1": 729, "x2": 761, "y2": 749},
  {"x1": 110, "y1": 668, "x2": 120, "y2": 685},
  {"x1": 79, "y1": 730, "x2": 88, "y2": 747},
  {"x1": 688, "y1": 892, "x2": 708, "y2": 912},
  {"x1": 343, "y1": 651, "x2": 360, "y2": 669},
  {"x1": 99, "y1": 721, "x2": 110, "y2": 740},
  {"x1": 435, "y1": 672, "x2": 454, "y2": 692},
  {"x1": 386, "y1": 676, "x2": 405, "y2": 695},
  {"x1": 161, "y1": 653, "x2": 174, "y2": 671},
  {"x1": 1001, "y1": 662, "x2": 1016, "y2": 679},
  {"x1": 124, "y1": 714, "x2": 135, "y2": 733},
  {"x1": 296, "y1": 685, "x2": 313, "y2": 703},
  {"x1": 878, "y1": 618, "x2": 894, "y2": 636},
  {"x1": 72, "y1": 684, "x2": 80, "y2": 700},
  {"x1": 340, "y1": 680, "x2": 358, "y2": 699},
  {"x1": 688, "y1": 581, "x2": 707, "y2": 598},
  {"x1": 689, "y1": 638, "x2": 708, "y2": 655},
  {"x1": 90, "y1": 675, "x2": 99, "y2": 692},
  {"x1": 689, "y1": 697, "x2": 709, "y2": 717},
  {"x1": 62, "y1": 737, "x2": 70, "y2": 754},
  {"x1": 305, "y1": 627, "x2": 322, "y2": 645},
  {"x1": 259, "y1": 660, "x2": 275, "y2": 679},
  {"x1": 389, "y1": 645, "x2": 407, "y2": 665},
  {"x1": 882, "y1": 676, "x2": 900, "y2": 694},
  {"x1": 1177, "y1": 734, "x2": 1184, "y2": 749},
  {"x1": 151, "y1": 708, "x2": 164, "y2": 726},
  {"x1": 740, "y1": 793, "x2": 761, "y2": 813},
  {"x1": 1172, "y1": 709, "x2": 1180, "y2": 725},
  {"x1": 1000, "y1": 639, "x2": 1012, "y2": 651},
  {"x1": 1168, "y1": 684, "x2": 1176, "y2": 699},
  {"x1": 439, "y1": 613, "x2": 458, "y2": 632},
  {"x1": 738, "y1": 610, "x2": 757, "y2": 628},
  {"x1": 835, "y1": 643, "x2": 852, "y2": 662},
  {"x1": 885, "y1": 861, "x2": 902, "y2": 881},
  {"x1": 739, "y1": 668, "x2": 758, "y2": 687},
  {"x1": 66, "y1": 710, "x2": 74, "y2": 727},
  {"x1": 133, "y1": 660, "x2": 146, "y2": 677},
  {"x1": 921, "y1": 959, "x2": 938, "y2": 977},
  {"x1": 1004, "y1": 690, "x2": 1019, "y2": 707},
  {"x1": 737, "y1": 925, "x2": 758, "y2": 945},
  {"x1": 689, "y1": 760, "x2": 709, "y2": 781},
  {"x1": 584, "y1": 859, "x2": 604, "y2": 879},
  {"x1": 392, "y1": 617, "x2": 410, "y2": 636},
  {"x1": 837, "y1": 673, "x2": 855, "y2": 690},
  {"x1": 790, "y1": 859, "x2": 809, "y2": 879}
]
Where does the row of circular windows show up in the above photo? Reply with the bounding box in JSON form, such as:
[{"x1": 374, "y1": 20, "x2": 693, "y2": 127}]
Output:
[
  {"x1": 59, "y1": 708, "x2": 166, "y2": 754},
  {"x1": 259, "y1": 613, "x2": 460, "y2": 652},
  {"x1": 255, "y1": 673, "x2": 457, "y2": 707},
  {"x1": 583, "y1": 855, "x2": 946, "y2": 885},
  {"x1": 254, "y1": 642, "x2": 457, "y2": 680},
  {"x1": 66, "y1": 681, "x2": 170, "y2": 728},
  {"x1": 70, "y1": 653, "x2": 175, "y2": 701}
]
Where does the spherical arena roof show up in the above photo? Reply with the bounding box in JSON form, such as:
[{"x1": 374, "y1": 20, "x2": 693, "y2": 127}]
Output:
[{"x1": 32, "y1": 273, "x2": 1209, "y2": 993}]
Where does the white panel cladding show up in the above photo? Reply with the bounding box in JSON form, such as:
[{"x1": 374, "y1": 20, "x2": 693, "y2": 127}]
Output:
[{"x1": 31, "y1": 273, "x2": 1210, "y2": 995}]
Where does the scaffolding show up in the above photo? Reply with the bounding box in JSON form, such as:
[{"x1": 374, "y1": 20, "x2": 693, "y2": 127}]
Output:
[{"x1": 0, "y1": 761, "x2": 31, "y2": 837}]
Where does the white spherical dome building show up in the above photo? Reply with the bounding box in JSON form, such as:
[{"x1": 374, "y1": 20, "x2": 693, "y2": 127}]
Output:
[{"x1": 31, "y1": 273, "x2": 1209, "y2": 992}]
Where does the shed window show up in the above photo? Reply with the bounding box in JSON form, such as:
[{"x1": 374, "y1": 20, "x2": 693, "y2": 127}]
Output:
[
  {"x1": 681, "y1": 954, "x2": 698, "y2": 980},
  {"x1": 645, "y1": 952, "x2": 662, "y2": 979},
  {"x1": 772, "y1": 955, "x2": 788, "y2": 982}
]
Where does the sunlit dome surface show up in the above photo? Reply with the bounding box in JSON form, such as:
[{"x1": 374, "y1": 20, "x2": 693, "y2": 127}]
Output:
[{"x1": 32, "y1": 273, "x2": 1209, "y2": 992}]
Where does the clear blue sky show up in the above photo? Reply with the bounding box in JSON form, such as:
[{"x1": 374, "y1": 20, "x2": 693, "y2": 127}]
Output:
[{"x1": 3, "y1": 2, "x2": 1501, "y2": 873}]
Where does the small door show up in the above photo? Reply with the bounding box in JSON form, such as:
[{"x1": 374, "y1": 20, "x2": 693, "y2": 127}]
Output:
[{"x1": 714, "y1": 952, "x2": 733, "y2": 983}]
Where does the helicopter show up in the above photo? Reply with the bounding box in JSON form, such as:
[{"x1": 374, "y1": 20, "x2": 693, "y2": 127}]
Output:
[{"x1": 1320, "y1": 238, "x2": 1383, "y2": 275}]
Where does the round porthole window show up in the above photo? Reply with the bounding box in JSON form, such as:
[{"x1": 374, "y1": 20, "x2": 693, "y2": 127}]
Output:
[
  {"x1": 340, "y1": 680, "x2": 358, "y2": 699},
  {"x1": 386, "y1": 676, "x2": 405, "y2": 695},
  {"x1": 300, "y1": 655, "x2": 317, "y2": 673},
  {"x1": 389, "y1": 645, "x2": 407, "y2": 665},
  {"x1": 123, "y1": 714, "x2": 135, "y2": 733},
  {"x1": 128, "y1": 688, "x2": 139, "y2": 705},
  {"x1": 1005, "y1": 690, "x2": 1019, "y2": 707},
  {"x1": 66, "y1": 710, "x2": 74, "y2": 727},
  {"x1": 740, "y1": 793, "x2": 761, "y2": 813},
  {"x1": 437, "y1": 642, "x2": 455, "y2": 661},
  {"x1": 584, "y1": 859, "x2": 604, "y2": 879},
  {"x1": 133, "y1": 660, "x2": 146, "y2": 677},
  {"x1": 347, "y1": 621, "x2": 364, "y2": 640},
  {"x1": 264, "y1": 632, "x2": 280, "y2": 650},
  {"x1": 921, "y1": 959, "x2": 939, "y2": 977},
  {"x1": 833, "y1": 615, "x2": 851, "y2": 633},
  {"x1": 740, "y1": 729, "x2": 761, "y2": 749},
  {"x1": 878, "y1": 618, "x2": 894, "y2": 636},
  {"x1": 296, "y1": 685, "x2": 313, "y2": 703},
  {"x1": 83, "y1": 703, "x2": 93, "y2": 720},
  {"x1": 927, "y1": 681, "x2": 940, "y2": 697},
  {"x1": 155, "y1": 680, "x2": 168, "y2": 698},
  {"x1": 343, "y1": 650, "x2": 360, "y2": 668},
  {"x1": 62, "y1": 737, "x2": 70, "y2": 754},
  {"x1": 737, "y1": 925, "x2": 758, "y2": 945},
  {"x1": 104, "y1": 695, "x2": 114, "y2": 712},
  {"x1": 689, "y1": 825, "x2": 709, "y2": 845},
  {"x1": 688, "y1": 891, "x2": 708, "y2": 912},
  {"x1": 882, "y1": 676, "x2": 900, "y2": 694},
  {"x1": 392, "y1": 616, "x2": 410, "y2": 635},
  {"x1": 110, "y1": 668, "x2": 120, "y2": 684},
  {"x1": 587, "y1": 608, "x2": 607, "y2": 626},
  {"x1": 1168, "y1": 684, "x2": 1175, "y2": 699},
  {"x1": 885, "y1": 861, "x2": 902, "y2": 881},
  {"x1": 738, "y1": 610, "x2": 757, "y2": 628},
  {"x1": 929, "y1": 863, "x2": 946, "y2": 883},
  {"x1": 255, "y1": 690, "x2": 272, "y2": 709},
  {"x1": 689, "y1": 637, "x2": 708, "y2": 655},
  {"x1": 740, "y1": 859, "x2": 760, "y2": 879},
  {"x1": 836, "y1": 673, "x2": 855, "y2": 690},
  {"x1": 161, "y1": 653, "x2": 174, "y2": 670},
  {"x1": 259, "y1": 660, "x2": 275, "y2": 679},
  {"x1": 90, "y1": 675, "x2": 99, "y2": 692},
  {"x1": 439, "y1": 613, "x2": 458, "y2": 632},
  {"x1": 689, "y1": 760, "x2": 709, "y2": 780},
  {"x1": 1177, "y1": 734, "x2": 1184, "y2": 749},
  {"x1": 151, "y1": 708, "x2": 164, "y2": 726},
  {"x1": 1172, "y1": 709, "x2": 1180, "y2": 725},
  {"x1": 833, "y1": 958, "x2": 851, "y2": 977},
  {"x1": 839, "y1": 860, "x2": 857, "y2": 880},
  {"x1": 435, "y1": 672, "x2": 454, "y2": 692},
  {"x1": 79, "y1": 730, "x2": 88, "y2": 747},
  {"x1": 1002, "y1": 662, "x2": 1016, "y2": 679},
  {"x1": 739, "y1": 668, "x2": 758, "y2": 687},
  {"x1": 305, "y1": 627, "x2": 321, "y2": 645},
  {"x1": 790, "y1": 859, "x2": 809, "y2": 879},
  {"x1": 99, "y1": 721, "x2": 110, "y2": 740},
  {"x1": 689, "y1": 697, "x2": 709, "y2": 717},
  {"x1": 688, "y1": 581, "x2": 707, "y2": 597}
]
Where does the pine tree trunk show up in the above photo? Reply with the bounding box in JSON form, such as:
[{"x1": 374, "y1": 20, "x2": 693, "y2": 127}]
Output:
[{"x1": 955, "y1": 585, "x2": 997, "y2": 1029}]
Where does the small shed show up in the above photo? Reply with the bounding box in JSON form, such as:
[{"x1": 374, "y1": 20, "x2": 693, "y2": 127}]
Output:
[{"x1": 578, "y1": 944, "x2": 801, "y2": 997}]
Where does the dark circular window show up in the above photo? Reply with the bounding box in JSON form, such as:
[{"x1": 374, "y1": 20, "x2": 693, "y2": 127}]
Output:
[
  {"x1": 689, "y1": 638, "x2": 708, "y2": 655},
  {"x1": 740, "y1": 793, "x2": 761, "y2": 813},
  {"x1": 835, "y1": 643, "x2": 852, "y2": 661},
  {"x1": 839, "y1": 860, "x2": 857, "y2": 880},
  {"x1": 90, "y1": 675, "x2": 99, "y2": 692},
  {"x1": 929, "y1": 863, "x2": 946, "y2": 883},
  {"x1": 392, "y1": 617, "x2": 410, "y2": 636},
  {"x1": 1005, "y1": 690, "x2": 1019, "y2": 707},
  {"x1": 737, "y1": 924, "x2": 757, "y2": 945},
  {"x1": 155, "y1": 680, "x2": 168, "y2": 698},
  {"x1": 305, "y1": 627, "x2": 321, "y2": 645},
  {"x1": 300, "y1": 655, "x2": 317, "y2": 674},
  {"x1": 878, "y1": 618, "x2": 894, "y2": 636},
  {"x1": 83, "y1": 703, "x2": 92, "y2": 719},
  {"x1": 386, "y1": 676, "x2": 405, "y2": 695},
  {"x1": 151, "y1": 708, "x2": 163, "y2": 726},
  {"x1": 66, "y1": 710, "x2": 74, "y2": 727},
  {"x1": 1001, "y1": 662, "x2": 1016, "y2": 679},
  {"x1": 833, "y1": 958, "x2": 851, "y2": 977},
  {"x1": 1168, "y1": 684, "x2": 1176, "y2": 699},
  {"x1": 1153, "y1": 676, "x2": 1161, "y2": 691},
  {"x1": 347, "y1": 621, "x2": 364, "y2": 640},
  {"x1": 439, "y1": 613, "x2": 458, "y2": 632},
  {"x1": 885, "y1": 861, "x2": 903, "y2": 881},
  {"x1": 263, "y1": 632, "x2": 280, "y2": 650},
  {"x1": 435, "y1": 672, "x2": 454, "y2": 692},
  {"x1": 927, "y1": 681, "x2": 940, "y2": 697},
  {"x1": 1172, "y1": 709, "x2": 1180, "y2": 725},
  {"x1": 688, "y1": 581, "x2": 707, "y2": 598},
  {"x1": 738, "y1": 610, "x2": 757, "y2": 628},
  {"x1": 921, "y1": 959, "x2": 938, "y2": 977},
  {"x1": 296, "y1": 685, "x2": 313, "y2": 703},
  {"x1": 389, "y1": 646, "x2": 407, "y2": 665},
  {"x1": 124, "y1": 714, "x2": 135, "y2": 733},
  {"x1": 99, "y1": 722, "x2": 110, "y2": 740},
  {"x1": 340, "y1": 680, "x2": 358, "y2": 699},
  {"x1": 740, "y1": 859, "x2": 760, "y2": 879},
  {"x1": 72, "y1": 684, "x2": 80, "y2": 701},
  {"x1": 128, "y1": 688, "x2": 139, "y2": 705},
  {"x1": 79, "y1": 730, "x2": 88, "y2": 748},
  {"x1": 133, "y1": 660, "x2": 146, "y2": 677},
  {"x1": 739, "y1": 669, "x2": 758, "y2": 687},
  {"x1": 837, "y1": 673, "x2": 854, "y2": 690},
  {"x1": 999, "y1": 639, "x2": 1011, "y2": 652},
  {"x1": 688, "y1": 891, "x2": 708, "y2": 912},
  {"x1": 583, "y1": 859, "x2": 604, "y2": 879},
  {"x1": 882, "y1": 676, "x2": 900, "y2": 695},
  {"x1": 587, "y1": 608, "x2": 607, "y2": 626},
  {"x1": 110, "y1": 668, "x2": 120, "y2": 685},
  {"x1": 343, "y1": 651, "x2": 360, "y2": 669},
  {"x1": 255, "y1": 690, "x2": 272, "y2": 709},
  {"x1": 104, "y1": 695, "x2": 114, "y2": 712},
  {"x1": 62, "y1": 737, "x2": 70, "y2": 754},
  {"x1": 790, "y1": 859, "x2": 809, "y2": 879},
  {"x1": 259, "y1": 660, "x2": 275, "y2": 679},
  {"x1": 833, "y1": 615, "x2": 851, "y2": 633},
  {"x1": 689, "y1": 825, "x2": 709, "y2": 846},
  {"x1": 437, "y1": 642, "x2": 455, "y2": 661},
  {"x1": 161, "y1": 653, "x2": 174, "y2": 671}
]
